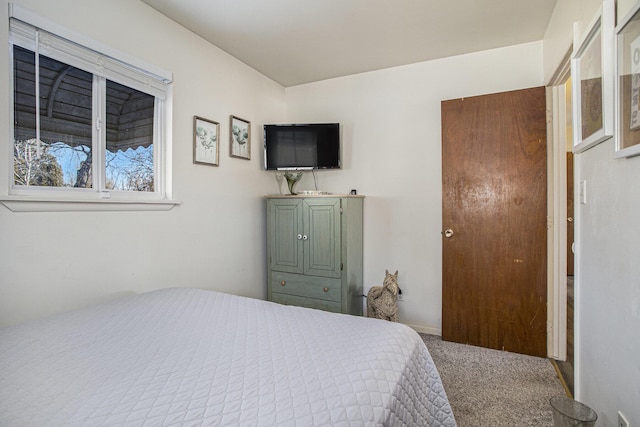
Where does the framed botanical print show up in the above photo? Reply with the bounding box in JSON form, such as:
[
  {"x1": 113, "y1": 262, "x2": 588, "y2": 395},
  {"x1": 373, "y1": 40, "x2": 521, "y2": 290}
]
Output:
[
  {"x1": 230, "y1": 115, "x2": 250, "y2": 160},
  {"x1": 193, "y1": 116, "x2": 220, "y2": 166}
]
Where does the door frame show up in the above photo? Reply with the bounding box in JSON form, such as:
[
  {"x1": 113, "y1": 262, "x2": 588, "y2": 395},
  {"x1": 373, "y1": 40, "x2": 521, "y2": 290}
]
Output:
[{"x1": 546, "y1": 50, "x2": 572, "y2": 360}]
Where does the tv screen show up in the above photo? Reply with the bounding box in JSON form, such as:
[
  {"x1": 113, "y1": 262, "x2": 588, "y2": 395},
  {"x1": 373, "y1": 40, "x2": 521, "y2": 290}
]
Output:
[{"x1": 264, "y1": 123, "x2": 340, "y2": 170}]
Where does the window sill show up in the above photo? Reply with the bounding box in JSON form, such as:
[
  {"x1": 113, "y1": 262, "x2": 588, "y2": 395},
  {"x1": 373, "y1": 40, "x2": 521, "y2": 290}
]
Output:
[{"x1": 0, "y1": 196, "x2": 181, "y2": 212}]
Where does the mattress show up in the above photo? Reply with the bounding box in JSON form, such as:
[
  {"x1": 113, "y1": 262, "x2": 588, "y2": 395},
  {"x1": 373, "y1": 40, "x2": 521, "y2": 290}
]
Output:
[{"x1": 0, "y1": 288, "x2": 456, "y2": 426}]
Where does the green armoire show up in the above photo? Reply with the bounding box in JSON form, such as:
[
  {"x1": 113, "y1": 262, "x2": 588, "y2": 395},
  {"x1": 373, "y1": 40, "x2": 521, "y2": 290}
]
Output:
[{"x1": 266, "y1": 195, "x2": 364, "y2": 315}]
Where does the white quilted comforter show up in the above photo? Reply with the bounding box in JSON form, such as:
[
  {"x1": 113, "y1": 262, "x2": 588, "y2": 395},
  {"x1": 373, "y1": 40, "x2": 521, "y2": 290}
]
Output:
[{"x1": 0, "y1": 288, "x2": 456, "y2": 426}]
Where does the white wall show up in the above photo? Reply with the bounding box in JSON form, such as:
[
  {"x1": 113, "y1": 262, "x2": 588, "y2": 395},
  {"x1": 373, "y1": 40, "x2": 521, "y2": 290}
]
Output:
[
  {"x1": 284, "y1": 42, "x2": 544, "y2": 333},
  {"x1": 542, "y1": 0, "x2": 602, "y2": 83},
  {"x1": 544, "y1": 1, "x2": 640, "y2": 425},
  {"x1": 0, "y1": 0, "x2": 286, "y2": 327},
  {"x1": 576, "y1": 140, "x2": 640, "y2": 426}
]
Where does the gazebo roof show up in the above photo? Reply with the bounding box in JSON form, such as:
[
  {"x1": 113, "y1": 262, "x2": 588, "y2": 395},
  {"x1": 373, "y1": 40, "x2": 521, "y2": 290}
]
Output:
[{"x1": 13, "y1": 45, "x2": 154, "y2": 153}]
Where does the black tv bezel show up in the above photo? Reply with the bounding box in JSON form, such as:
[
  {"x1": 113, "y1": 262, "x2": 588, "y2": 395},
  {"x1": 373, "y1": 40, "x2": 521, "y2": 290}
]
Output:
[{"x1": 263, "y1": 123, "x2": 341, "y2": 171}]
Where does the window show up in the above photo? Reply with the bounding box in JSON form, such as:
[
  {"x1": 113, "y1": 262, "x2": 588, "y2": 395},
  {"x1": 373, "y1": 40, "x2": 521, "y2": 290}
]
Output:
[{"x1": 8, "y1": 14, "x2": 173, "y2": 208}]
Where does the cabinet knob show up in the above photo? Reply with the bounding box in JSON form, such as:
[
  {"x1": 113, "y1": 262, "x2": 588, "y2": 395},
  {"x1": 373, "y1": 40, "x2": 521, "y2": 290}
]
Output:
[
  {"x1": 303, "y1": 235, "x2": 308, "y2": 241},
  {"x1": 323, "y1": 287, "x2": 328, "y2": 292},
  {"x1": 297, "y1": 234, "x2": 303, "y2": 240},
  {"x1": 280, "y1": 281, "x2": 286, "y2": 286}
]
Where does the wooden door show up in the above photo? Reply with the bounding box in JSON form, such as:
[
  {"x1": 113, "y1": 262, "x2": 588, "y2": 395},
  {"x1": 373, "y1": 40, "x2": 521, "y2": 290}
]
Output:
[
  {"x1": 303, "y1": 198, "x2": 342, "y2": 278},
  {"x1": 441, "y1": 87, "x2": 548, "y2": 357}
]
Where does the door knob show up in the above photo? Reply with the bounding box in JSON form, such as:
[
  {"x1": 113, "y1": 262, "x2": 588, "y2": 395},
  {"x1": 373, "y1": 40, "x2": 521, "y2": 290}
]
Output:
[{"x1": 443, "y1": 229, "x2": 454, "y2": 238}]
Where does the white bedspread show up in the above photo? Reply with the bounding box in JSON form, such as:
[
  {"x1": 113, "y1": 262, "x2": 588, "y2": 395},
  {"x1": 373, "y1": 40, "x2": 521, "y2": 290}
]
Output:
[{"x1": 0, "y1": 288, "x2": 456, "y2": 426}]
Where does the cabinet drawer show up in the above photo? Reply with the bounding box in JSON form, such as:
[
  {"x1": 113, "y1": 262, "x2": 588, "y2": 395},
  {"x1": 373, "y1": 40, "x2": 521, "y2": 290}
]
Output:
[
  {"x1": 272, "y1": 272, "x2": 341, "y2": 302},
  {"x1": 271, "y1": 292, "x2": 342, "y2": 313}
]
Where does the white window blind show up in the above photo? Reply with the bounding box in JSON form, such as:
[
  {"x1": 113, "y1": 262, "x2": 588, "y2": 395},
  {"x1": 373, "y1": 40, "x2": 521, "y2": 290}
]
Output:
[{"x1": 9, "y1": 18, "x2": 170, "y2": 100}]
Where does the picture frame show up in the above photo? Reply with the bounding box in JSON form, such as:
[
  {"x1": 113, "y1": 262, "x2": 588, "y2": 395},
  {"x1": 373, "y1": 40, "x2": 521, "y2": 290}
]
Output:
[
  {"x1": 571, "y1": 0, "x2": 614, "y2": 154},
  {"x1": 230, "y1": 115, "x2": 251, "y2": 160},
  {"x1": 615, "y1": 0, "x2": 640, "y2": 158},
  {"x1": 193, "y1": 116, "x2": 220, "y2": 166}
]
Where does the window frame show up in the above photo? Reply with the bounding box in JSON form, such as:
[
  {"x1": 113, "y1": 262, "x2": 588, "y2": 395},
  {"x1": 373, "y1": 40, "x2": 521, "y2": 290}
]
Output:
[{"x1": 3, "y1": 5, "x2": 177, "y2": 211}]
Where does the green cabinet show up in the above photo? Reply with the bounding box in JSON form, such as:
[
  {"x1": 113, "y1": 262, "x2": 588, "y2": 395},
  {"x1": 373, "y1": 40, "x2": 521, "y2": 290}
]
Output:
[{"x1": 266, "y1": 195, "x2": 363, "y2": 315}]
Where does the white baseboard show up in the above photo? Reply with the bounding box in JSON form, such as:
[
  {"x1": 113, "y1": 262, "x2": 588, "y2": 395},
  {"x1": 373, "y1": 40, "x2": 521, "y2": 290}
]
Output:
[{"x1": 406, "y1": 323, "x2": 441, "y2": 336}]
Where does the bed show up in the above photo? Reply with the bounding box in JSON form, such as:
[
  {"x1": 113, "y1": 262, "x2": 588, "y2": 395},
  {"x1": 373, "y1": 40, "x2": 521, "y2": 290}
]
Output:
[{"x1": 0, "y1": 288, "x2": 456, "y2": 426}]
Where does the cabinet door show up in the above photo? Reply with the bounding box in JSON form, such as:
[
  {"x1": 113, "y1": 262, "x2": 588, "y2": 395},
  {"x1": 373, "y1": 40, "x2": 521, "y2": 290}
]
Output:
[
  {"x1": 303, "y1": 198, "x2": 342, "y2": 278},
  {"x1": 268, "y1": 198, "x2": 304, "y2": 274}
]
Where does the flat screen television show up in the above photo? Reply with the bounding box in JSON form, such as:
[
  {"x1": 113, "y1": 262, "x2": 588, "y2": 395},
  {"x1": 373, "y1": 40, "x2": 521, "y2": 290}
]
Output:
[{"x1": 264, "y1": 123, "x2": 340, "y2": 170}]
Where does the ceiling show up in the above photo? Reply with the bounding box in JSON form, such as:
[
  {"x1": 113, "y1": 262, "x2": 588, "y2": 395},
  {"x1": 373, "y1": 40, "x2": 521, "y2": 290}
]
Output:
[{"x1": 141, "y1": 0, "x2": 558, "y2": 87}]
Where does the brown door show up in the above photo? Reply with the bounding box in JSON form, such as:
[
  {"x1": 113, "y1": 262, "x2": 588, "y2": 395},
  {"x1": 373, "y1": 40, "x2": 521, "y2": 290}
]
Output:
[{"x1": 441, "y1": 87, "x2": 547, "y2": 357}]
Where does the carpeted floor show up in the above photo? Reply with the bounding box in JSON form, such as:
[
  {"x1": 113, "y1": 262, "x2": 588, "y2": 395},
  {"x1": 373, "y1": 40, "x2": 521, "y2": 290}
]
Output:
[{"x1": 421, "y1": 334, "x2": 568, "y2": 427}]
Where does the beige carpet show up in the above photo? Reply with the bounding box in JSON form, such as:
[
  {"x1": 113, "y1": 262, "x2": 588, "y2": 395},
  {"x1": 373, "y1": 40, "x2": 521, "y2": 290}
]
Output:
[{"x1": 421, "y1": 334, "x2": 568, "y2": 427}]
